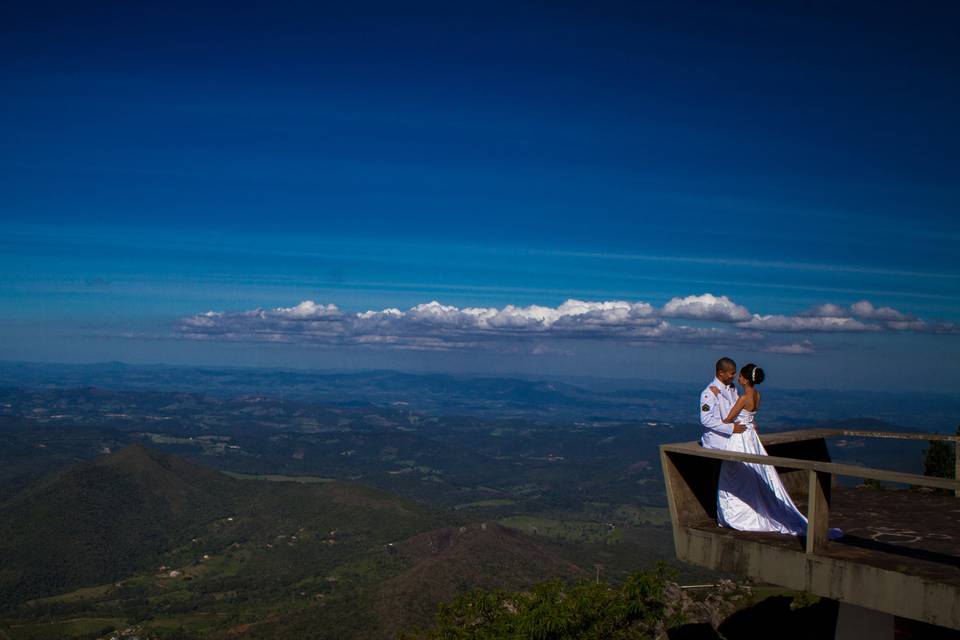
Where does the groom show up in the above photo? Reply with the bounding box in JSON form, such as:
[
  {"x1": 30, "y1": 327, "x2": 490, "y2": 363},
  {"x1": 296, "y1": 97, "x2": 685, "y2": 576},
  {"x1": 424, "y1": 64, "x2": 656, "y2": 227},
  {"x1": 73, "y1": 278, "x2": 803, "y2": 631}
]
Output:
[{"x1": 700, "y1": 357, "x2": 746, "y2": 449}]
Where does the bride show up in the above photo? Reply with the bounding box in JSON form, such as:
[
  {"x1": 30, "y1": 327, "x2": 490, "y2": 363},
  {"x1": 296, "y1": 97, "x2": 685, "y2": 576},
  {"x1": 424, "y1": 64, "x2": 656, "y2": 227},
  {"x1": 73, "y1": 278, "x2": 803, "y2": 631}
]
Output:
[{"x1": 712, "y1": 364, "x2": 841, "y2": 538}]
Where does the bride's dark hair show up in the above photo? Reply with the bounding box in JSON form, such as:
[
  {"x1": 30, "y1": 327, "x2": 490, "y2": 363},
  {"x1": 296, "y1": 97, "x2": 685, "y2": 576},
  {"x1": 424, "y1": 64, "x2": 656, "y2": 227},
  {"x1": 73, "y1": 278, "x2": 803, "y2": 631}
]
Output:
[{"x1": 741, "y1": 363, "x2": 765, "y2": 385}]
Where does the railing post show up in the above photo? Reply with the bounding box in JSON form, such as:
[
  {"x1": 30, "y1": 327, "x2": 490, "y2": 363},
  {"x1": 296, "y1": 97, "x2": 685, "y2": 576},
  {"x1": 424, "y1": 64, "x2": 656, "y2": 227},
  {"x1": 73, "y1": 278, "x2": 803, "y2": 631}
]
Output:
[{"x1": 806, "y1": 469, "x2": 831, "y2": 554}]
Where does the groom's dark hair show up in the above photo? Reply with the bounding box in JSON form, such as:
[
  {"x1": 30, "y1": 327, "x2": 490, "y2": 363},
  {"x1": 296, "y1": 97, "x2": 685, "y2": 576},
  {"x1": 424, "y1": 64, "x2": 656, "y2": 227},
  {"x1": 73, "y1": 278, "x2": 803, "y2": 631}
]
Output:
[{"x1": 716, "y1": 357, "x2": 736, "y2": 373}]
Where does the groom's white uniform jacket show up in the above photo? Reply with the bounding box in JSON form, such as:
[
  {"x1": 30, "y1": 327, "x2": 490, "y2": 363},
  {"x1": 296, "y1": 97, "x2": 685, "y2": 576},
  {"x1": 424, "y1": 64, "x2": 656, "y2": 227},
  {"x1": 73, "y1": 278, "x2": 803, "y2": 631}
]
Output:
[{"x1": 700, "y1": 377, "x2": 739, "y2": 449}]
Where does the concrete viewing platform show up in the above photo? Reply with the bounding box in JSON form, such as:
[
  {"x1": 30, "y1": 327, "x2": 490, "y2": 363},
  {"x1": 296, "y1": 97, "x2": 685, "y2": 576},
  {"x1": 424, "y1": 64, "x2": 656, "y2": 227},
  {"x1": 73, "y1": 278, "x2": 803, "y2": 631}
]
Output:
[{"x1": 660, "y1": 428, "x2": 960, "y2": 634}]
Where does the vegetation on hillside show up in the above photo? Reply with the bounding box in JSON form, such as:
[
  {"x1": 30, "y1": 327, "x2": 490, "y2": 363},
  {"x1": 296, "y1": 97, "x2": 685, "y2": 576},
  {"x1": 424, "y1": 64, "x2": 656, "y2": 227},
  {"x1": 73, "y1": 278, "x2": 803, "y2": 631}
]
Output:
[
  {"x1": 0, "y1": 448, "x2": 611, "y2": 639},
  {"x1": 399, "y1": 564, "x2": 755, "y2": 640},
  {"x1": 923, "y1": 425, "x2": 958, "y2": 484},
  {"x1": 3, "y1": 381, "x2": 947, "y2": 638}
]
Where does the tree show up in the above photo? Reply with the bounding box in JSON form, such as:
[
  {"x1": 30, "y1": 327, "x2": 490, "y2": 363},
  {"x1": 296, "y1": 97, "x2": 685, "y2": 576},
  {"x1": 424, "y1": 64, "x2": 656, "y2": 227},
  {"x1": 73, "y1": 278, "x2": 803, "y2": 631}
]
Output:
[
  {"x1": 400, "y1": 564, "x2": 687, "y2": 640},
  {"x1": 922, "y1": 424, "x2": 958, "y2": 481}
]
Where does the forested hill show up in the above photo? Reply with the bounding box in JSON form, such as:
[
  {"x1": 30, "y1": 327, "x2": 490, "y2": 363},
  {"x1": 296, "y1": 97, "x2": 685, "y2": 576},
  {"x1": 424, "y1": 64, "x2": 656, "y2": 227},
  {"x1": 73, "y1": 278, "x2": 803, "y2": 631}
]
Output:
[
  {"x1": 0, "y1": 445, "x2": 234, "y2": 604},
  {"x1": 0, "y1": 445, "x2": 441, "y2": 607},
  {"x1": 0, "y1": 447, "x2": 588, "y2": 639}
]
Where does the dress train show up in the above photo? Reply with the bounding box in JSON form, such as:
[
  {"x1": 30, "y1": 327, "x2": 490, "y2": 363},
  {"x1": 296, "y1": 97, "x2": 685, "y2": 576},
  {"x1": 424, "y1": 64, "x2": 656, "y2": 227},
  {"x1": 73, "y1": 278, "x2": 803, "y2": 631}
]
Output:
[{"x1": 717, "y1": 410, "x2": 842, "y2": 539}]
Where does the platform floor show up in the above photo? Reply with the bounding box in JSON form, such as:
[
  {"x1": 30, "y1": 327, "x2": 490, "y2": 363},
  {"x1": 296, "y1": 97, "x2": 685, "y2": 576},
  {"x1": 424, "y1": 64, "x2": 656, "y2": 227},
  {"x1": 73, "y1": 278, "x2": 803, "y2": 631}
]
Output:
[{"x1": 691, "y1": 486, "x2": 960, "y2": 587}]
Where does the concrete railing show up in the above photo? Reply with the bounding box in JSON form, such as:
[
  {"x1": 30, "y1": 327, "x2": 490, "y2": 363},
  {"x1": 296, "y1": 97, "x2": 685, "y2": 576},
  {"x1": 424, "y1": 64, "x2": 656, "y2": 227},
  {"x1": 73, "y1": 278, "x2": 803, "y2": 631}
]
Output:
[{"x1": 660, "y1": 429, "x2": 960, "y2": 554}]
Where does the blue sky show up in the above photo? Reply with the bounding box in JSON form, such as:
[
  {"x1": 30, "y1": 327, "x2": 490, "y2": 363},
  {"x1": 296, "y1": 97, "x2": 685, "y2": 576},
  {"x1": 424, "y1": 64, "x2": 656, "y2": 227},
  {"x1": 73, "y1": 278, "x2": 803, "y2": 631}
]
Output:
[{"x1": 2, "y1": 2, "x2": 959, "y2": 390}]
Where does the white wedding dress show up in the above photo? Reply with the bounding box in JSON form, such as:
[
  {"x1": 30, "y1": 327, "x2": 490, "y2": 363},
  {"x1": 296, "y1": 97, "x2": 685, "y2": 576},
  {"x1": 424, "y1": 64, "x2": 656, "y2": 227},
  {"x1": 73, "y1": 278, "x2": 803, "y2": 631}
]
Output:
[{"x1": 717, "y1": 408, "x2": 839, "y2": 537}]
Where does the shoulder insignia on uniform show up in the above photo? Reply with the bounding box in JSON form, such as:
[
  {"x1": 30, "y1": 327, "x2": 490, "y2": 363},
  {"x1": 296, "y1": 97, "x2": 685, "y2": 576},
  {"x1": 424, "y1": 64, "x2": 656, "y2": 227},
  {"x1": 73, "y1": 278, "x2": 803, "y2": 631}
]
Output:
[{"x1": 701, "y1": 403, "x2": 710, "y2": 412}]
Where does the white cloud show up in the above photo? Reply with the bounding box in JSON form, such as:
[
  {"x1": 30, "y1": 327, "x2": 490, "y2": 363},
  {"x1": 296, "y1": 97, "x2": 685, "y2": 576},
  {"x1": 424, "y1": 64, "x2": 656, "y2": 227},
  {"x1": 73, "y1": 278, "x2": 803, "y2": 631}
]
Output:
[
  {"x1": 276, "y1": 300, "x2": 342, "y2": 319},
  {"x1": 176, "y1": 295, "x2": 958, "y2": 350},
  {"x1": 792, "y1": 299, "x2": 956, "y2": 334},
  {"x1": 849, "y1": 300, "x2": 911, "y2": 322},
  {"x1": 753, "y1": 299, "x2": 937, "y2": 333},
  {"x1": 934, "y1": 323, "x2": 960, "y2": 335},
  {"x1": 736, "y1": 314, "x2": 877, "y2": 333},
  {"x1": 912, "y1": 320, "x2": 960, "y2": 335},
  {"x1": 802, "y1": 303, "x2": 847, "y2": 318},
  {"x1": 661, "y1": 294, "x2": 751, "y2": 322},
  {"x1": 764, "y1": 341, "x2": 815, "y2": 355},
  {"x1": 885, "y1": 319, "x2": 928, "y2": 332},
  {"x1": 729, "y1": 296, "x2": 960, "y2": 335},
  {"x1": 177, "y1": 298, "x2": 687, "y2": 351}
]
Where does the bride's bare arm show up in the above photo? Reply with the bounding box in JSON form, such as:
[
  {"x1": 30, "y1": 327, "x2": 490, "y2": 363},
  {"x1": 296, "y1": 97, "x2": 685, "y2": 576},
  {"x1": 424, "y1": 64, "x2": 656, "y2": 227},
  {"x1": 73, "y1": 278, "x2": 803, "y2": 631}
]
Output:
[{"x1": 722, "y1": 396, "x2": 746, "y2": 424}]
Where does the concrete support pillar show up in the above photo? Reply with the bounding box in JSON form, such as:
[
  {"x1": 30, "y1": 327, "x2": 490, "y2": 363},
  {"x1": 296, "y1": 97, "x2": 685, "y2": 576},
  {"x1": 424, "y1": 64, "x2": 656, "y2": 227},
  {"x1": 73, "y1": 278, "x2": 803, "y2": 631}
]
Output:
[{"x1": 834, "y1": 602, "x2": 894, "y2": 640}]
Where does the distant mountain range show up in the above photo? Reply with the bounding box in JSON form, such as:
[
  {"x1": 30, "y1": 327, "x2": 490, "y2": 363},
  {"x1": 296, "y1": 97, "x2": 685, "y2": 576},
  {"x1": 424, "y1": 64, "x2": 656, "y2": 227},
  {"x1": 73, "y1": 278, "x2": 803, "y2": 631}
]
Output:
[
  {"x1": 0, "y1": 446, "x2": 585, "y2": 639},
  {"x1": 0, "y1": 363, "x2": 951, "y2": 638},
  {"x1": 3, "y1": 445, "x2": 926, "y2": 640},
  {"x1": 0, "y1": 361, "x2": 957, "y2": 430}
]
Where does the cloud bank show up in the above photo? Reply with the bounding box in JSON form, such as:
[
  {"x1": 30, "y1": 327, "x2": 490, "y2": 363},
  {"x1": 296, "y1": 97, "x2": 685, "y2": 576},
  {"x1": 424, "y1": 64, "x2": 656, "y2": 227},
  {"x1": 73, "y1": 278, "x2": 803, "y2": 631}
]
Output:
[{"x1": 176, "y1": 295, "x2": 958, "y2": 353}]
